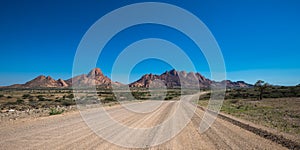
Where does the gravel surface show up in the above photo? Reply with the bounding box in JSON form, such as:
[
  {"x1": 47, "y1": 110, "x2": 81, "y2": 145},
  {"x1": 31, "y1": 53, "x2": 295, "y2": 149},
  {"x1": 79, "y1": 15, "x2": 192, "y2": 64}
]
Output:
[{"x1": 0, "y1": 96, "x2": 287, "y2": 150}]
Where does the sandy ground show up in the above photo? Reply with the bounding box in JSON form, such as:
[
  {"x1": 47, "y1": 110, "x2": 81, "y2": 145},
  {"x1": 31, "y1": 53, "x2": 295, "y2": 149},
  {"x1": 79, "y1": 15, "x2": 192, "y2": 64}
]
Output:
[{"x1": 0, "y1": 96, "x2": 287, "y2": 150}]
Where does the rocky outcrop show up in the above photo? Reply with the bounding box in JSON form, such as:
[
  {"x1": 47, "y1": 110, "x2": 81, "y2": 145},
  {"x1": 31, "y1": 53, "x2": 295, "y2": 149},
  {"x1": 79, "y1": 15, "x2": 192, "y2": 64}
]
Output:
[
  {"x1": 129, "y1": 69, "x2": 211, "y2": 88},
  {"x1": 8, "y1": 75, "x2": 69, "y2": 88},
  {"x1": 57, "y1": 79, "x2": 68, "y2": 87},
  {"x1": 65, "y1": 68, "x2": 118, "y2": 87},
  {"x1": 129, "y1": 69, "x2": 252, "y2": 89}
]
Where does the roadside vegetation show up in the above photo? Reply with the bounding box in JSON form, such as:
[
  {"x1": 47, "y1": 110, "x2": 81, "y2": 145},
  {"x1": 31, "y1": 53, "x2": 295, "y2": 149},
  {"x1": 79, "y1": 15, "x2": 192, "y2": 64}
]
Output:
[
  {"x1": 0, "y1": 88, "x2": 189, "y2": 112},
  {"x1": 3, "y1": 82, "x2": 299, "y2": 134},
  {"x1": 199, "y1": 83, "x2": 300, "y2": 135},
  {"x1": 49, "y1": 108, "x2": 64, "y2": 115},
  {"x1": 0, "y1": 90, "x2": 76, "y2": 111}
]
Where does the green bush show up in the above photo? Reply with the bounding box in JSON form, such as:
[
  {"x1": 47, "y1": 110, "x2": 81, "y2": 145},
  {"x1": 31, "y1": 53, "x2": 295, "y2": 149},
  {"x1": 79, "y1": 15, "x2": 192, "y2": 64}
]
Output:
[
  {"x1": 104, "y1": 96, "x2": 115, "y2": 101},
  {"x1": 49, "y1": 108, "x2": 64, "y2": 115}
]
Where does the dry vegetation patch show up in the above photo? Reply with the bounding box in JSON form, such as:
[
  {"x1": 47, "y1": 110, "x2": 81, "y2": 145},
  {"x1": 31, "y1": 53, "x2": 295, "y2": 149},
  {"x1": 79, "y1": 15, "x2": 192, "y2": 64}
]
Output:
[{"x1": 199, "y1": 93, "x2": 300, "y2": 139}]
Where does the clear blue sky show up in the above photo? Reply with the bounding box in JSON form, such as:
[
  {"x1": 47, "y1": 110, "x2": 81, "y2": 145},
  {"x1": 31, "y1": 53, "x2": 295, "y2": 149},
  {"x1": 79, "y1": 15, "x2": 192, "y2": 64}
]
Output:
[{"x1": 0, "y1": 0, "x2": 299, "y2": 86}]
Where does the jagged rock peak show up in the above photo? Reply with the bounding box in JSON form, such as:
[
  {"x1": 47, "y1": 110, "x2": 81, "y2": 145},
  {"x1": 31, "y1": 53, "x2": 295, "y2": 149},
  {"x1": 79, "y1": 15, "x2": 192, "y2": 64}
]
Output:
[
  {"x1": 36, "y1": 75, "x2": 46, "y2": 80},
  {"x1": 57, "y1": 79, "x2": 68, "y2": 87},
  {"x1": 87, "y1": 68, "x2": 103, "y2": 77},
  {"x1": 46, "y1": 76, "x2": 53, "y2": 80}
]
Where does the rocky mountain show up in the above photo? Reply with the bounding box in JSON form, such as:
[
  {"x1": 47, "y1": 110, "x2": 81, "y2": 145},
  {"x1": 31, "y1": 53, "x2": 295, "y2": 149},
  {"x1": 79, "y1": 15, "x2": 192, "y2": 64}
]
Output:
[
  {"x1": 4, "y1": 68, "x2": 252, "y2": 89},
  {"x1": 129, "y1": 69, "x2": 252, "y2": 88},
  {"x1": 8, "y1": 75, "x2": 69, "y2": 88},
  {"x1": 65, "y1": 68, "x2": 122, "y2": 88},
  {"x1": 129, "y1": 69, "x2": 211, "y2": 88},
  {"x1": 7, "y1": 68, "x2": 122, "y2": 89}
]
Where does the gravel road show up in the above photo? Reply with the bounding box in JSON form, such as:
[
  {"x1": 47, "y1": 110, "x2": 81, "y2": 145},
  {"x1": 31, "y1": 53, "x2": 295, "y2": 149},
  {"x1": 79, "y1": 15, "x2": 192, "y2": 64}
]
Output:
[{"x1": 0, "y1": 95, "x2": 286, "y2": 150}]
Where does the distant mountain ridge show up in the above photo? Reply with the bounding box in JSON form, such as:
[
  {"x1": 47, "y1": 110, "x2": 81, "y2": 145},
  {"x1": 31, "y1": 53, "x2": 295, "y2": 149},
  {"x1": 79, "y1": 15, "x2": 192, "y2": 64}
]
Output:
[
  {"x1": 8, "y1": 68, "x2": 122, "y2": 89},
  {"x1": 129, "y1": 69, "x2": 212, "y2": 88},
  {"x1": 129, "y1": 69, "x2": 252, "y2": 88},
  {"x1": 5, "y1": 68, "x2": 252, "y2": 89}
]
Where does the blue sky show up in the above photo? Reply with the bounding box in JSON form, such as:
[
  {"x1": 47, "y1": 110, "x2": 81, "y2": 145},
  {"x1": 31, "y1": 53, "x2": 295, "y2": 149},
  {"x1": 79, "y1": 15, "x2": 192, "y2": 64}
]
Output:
[{"x1": 0, "y1": 0, "x2": 299, "y2": 86}]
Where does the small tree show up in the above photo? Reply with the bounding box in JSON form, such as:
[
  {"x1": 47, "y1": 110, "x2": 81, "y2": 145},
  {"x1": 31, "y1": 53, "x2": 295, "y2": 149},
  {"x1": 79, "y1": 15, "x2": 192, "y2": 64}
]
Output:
[{"x1": 254, "y1": 80, "x2": 269, "y2": 100}]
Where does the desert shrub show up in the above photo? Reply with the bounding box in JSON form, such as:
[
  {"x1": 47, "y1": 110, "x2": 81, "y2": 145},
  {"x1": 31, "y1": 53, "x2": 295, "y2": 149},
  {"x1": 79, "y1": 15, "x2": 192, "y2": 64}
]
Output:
[
  {"x1": 16, "y1": 99, "x2": 24, "y2": 104},
  {"x1": 131, "y1": 91, "x2": 150, "y2": 100},
  {"x1": 225, "y1": 86, "x2": 300, "y2": 99},
  {"x1": 28, "y1": 101, "x2": 39, "y2": 109},
  {"x1": 22, "y1": 94, "x2": 31, "y2": 99},
  {"x1": 49, "y1": 108, "x2": 64, "y2": 115},
  {"x1": 36, "y1": 95, "x2": 53, "y2": 101},
  {"x1": 0, "y1": 94, "x2": 4, "y2": 98},
  {"x1": 38, "y1": 96, "x2": 46, "y2": 101},
  {"x1": 229, "y1": 99, "x2": 239, "y2": 104},
  {"x1": 102, "y1": 96, "x2": 117, "y2": 103},
  {"x1": 283, "y1": 92, "x2": 295, "y2": 97},
  {"x1": 66, "y1": 94, "x2": 74, "y2": 99},
  {"x1": 104, "y1": 96, "x2": 115, "y2": 101},
  {"x1": 37, "y1": 95, "x2": 50, "y2": 101},
  {"x1": 37, "y1": 95, "x2": 44, "y2": 98},
  {"x1": 55, "y1": 99, "x2": 61, "y2": 102},
  {"x1": 164, "y1": 96, "x2": 173, "y2": 100},
  {"x1": 28, "y1": 99, "x2": 35, "y2": 102},
  {"x1": 269, "y1": 92, "x2": 284, "y2": 98},
  {"x1": 199, "y1": 93, "x2": 211, "y2": 100},
  {"x1": 131, "y1": 92, "x2": 140, "y2": 99},
  {"x1": 5, "y1": 101, "x2": 17, "y2": 105},
  {"x1": 61, "y1": 99, "x2": 75, "y2": 106}
]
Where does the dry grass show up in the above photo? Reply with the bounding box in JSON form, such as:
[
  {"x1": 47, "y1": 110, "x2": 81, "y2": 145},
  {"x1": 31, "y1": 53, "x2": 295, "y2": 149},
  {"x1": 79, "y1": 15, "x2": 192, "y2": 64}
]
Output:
[{"x1": 199, "y1": 97, "x2": 300, "y2": 136}]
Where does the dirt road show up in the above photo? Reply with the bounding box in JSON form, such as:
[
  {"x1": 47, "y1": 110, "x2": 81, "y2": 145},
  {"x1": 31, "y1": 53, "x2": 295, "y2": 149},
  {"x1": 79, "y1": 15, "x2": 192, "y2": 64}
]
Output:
[{"x1": 0, "y1": 97, "x2": 286, "y2": 149}]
